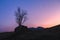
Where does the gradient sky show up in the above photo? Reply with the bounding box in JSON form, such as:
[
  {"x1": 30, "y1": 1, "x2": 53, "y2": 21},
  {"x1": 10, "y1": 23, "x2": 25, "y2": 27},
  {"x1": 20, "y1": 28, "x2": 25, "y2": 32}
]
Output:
[{"x1": 0, "y1": 0, "x2": 60, "y2": 32}]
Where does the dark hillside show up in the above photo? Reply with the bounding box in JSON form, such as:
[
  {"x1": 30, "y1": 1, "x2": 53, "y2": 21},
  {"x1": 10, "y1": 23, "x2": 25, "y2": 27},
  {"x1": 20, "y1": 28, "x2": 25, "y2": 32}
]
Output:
[{"x1": 0, "y1": 25, "x2": 60, "y2": 40}]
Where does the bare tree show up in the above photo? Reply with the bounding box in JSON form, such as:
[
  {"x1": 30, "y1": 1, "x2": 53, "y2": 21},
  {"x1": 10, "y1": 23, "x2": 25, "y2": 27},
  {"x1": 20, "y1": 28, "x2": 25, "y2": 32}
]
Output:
[{"x1": 15, "y1": 7, "x2": 27, "y2": 26}]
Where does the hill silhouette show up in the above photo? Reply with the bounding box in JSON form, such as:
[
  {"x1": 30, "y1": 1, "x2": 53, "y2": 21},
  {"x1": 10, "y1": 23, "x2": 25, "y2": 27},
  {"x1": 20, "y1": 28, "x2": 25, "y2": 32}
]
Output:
[{"x1": 0, "y1": 24, "x2": 60, "y2": 40}]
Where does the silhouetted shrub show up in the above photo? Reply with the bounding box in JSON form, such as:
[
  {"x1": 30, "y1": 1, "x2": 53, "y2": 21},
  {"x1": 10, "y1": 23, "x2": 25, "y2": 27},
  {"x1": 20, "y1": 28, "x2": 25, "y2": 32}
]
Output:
[{"x1": 14, "y1": 25, "x2": 28, "y2": 33}]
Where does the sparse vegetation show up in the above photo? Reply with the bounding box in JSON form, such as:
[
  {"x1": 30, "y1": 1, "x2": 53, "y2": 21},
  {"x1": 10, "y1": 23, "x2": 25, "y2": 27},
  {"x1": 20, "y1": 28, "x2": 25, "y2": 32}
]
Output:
[{"x1": 15, "y1": 7, "x2": 27, "y2": 26}]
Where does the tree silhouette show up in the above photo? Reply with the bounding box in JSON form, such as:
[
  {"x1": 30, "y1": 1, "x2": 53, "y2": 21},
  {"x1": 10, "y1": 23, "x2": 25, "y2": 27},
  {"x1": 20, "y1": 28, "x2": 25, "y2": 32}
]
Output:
[{"x1": 15, "y1": 7, "x2": 27, "y2": 26}]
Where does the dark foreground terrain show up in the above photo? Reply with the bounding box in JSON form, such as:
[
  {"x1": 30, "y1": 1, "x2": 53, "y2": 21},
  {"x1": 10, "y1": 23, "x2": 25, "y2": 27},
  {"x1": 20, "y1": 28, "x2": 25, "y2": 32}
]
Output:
[{"x1": 0, "y1": 25, "x2": 60, "y2": 40}]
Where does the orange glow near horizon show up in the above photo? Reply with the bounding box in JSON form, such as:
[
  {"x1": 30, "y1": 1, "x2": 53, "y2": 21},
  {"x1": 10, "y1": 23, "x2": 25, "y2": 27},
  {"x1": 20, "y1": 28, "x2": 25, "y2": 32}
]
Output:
[{"x1": 39, "y1": 15, "x2": 60, "y2": 28}]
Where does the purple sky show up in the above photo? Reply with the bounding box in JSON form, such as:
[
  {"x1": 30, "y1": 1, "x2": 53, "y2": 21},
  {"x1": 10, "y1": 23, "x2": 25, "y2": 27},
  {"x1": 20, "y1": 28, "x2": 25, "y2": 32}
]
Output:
[{"x1": 0, "y1": 0, "x2": 60, "y2": 32}]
